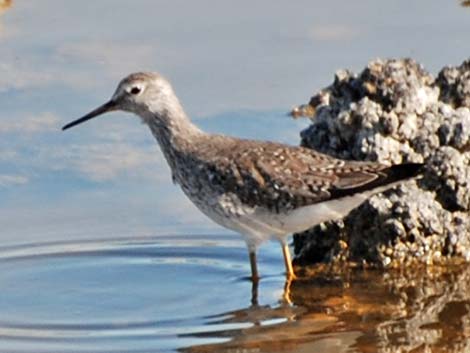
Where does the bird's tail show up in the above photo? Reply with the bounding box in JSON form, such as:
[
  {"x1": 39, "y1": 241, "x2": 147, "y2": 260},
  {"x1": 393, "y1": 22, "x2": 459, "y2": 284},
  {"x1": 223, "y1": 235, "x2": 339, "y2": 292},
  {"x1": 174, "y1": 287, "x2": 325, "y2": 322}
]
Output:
[{"x1": 330, "y1": 163, "x2": 424, "y2": 199}]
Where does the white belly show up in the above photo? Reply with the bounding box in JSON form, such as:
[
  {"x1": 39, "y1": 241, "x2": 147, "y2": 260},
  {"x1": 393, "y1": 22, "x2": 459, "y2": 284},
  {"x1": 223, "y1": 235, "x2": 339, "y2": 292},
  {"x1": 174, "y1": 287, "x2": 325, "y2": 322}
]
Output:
[{"x1": 185, "y1": 189, "x2": 376, "y2": 250}]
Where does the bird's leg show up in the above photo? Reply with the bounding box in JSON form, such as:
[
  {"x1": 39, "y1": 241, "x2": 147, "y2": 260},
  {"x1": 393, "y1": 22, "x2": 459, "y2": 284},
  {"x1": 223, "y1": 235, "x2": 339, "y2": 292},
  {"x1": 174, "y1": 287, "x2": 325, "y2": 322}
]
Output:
[
  {"x1": 281, "y1": 241, "x2": 297, "y2": 280},
  {"x1": 282, "y1": 276, "x2": 294, "y2": 305},
  {"x1": 248, "y1": 250, "x2": 260, "y2": 282},
  {"x1": 248, "y1": 249, "x2": 260, "y2": 305}
]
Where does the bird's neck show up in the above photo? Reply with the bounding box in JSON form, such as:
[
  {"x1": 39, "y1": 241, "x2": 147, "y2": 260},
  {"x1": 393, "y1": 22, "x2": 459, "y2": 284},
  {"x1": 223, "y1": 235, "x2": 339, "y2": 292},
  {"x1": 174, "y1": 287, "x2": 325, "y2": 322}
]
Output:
[{"x1": 142, "y1": 97, "x2": 204, "y2": 167}]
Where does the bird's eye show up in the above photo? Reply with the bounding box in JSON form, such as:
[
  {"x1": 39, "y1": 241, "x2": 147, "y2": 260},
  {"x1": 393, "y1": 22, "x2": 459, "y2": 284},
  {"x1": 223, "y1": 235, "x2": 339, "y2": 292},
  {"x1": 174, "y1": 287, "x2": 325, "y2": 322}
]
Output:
[{"x1": 130, "y1": 86, "x2": 141, "y2": 95}]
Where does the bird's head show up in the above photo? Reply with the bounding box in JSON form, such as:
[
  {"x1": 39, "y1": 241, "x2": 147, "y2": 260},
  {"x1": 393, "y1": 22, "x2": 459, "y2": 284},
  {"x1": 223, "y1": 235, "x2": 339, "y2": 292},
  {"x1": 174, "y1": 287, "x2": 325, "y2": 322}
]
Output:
[{"x1": 62, "y1": 72, "x2": 178, "y2": 130}]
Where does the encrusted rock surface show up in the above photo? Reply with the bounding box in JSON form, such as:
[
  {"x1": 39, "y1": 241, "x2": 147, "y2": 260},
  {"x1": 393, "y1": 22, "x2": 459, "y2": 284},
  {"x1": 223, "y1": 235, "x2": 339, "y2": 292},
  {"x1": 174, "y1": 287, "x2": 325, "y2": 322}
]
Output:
[{"x1": 292, "y1": 58, "x2": 470, "y2": 267}]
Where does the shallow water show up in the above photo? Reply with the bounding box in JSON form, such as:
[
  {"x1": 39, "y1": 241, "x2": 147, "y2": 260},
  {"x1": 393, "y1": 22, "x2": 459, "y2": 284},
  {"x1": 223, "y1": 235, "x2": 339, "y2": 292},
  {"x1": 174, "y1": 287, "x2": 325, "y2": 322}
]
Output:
[
  {"x1": 2, "y1": 1, "x2": 470, "y2": 352},
  {"x1": 0, "y1": 235, "x2": 284, "y2": 352},
  {"x1": 0, "y1": 235, "x2": 470, "y2": 352}
]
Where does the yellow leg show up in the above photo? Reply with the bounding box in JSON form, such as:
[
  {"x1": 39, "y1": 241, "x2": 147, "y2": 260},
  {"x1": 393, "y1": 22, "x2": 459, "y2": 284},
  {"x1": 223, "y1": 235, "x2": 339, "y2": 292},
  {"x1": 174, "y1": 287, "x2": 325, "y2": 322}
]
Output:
[
  {"x1": 249, "y1": 250, "x2": 260, "y2": 282},
  {"x1": 283, "y1": 276, "x2": 294, "y2": 305},
  {"x1": 281, "y1": 242, "x2": 297, "y2": 280}
]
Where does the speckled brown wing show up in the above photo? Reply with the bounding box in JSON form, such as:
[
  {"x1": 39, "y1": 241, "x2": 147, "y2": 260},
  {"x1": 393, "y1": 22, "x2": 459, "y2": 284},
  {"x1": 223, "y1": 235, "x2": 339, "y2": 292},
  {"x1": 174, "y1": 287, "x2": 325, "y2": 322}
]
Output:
[{"x1": 193, "y1": 137, "x2": 422, "y2": 213}]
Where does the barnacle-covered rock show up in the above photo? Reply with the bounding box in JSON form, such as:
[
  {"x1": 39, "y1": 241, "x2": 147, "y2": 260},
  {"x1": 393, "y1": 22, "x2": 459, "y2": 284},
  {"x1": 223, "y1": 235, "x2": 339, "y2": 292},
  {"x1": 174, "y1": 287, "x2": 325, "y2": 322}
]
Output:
[
  {"x1": 436, "y1": 59, "x2": 470, "y2": 108},
  {"x1": 293, "y1": 58, "x2": 470, "y2": 267}
]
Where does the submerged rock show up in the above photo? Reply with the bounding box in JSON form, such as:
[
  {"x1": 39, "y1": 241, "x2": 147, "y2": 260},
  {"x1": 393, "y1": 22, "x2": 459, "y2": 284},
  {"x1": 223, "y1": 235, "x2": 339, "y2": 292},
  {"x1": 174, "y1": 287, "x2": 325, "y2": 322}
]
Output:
[{"x1": 293, "y1": 58, "x2": 470, "y2": 267}]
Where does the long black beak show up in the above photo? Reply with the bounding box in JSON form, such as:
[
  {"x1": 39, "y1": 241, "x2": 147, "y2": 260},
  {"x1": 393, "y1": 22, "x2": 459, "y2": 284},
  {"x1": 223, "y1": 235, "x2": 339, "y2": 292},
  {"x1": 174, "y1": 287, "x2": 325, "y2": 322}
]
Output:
[{"x1": 62, "y1": 100, "x2": 118, "y2": 131}]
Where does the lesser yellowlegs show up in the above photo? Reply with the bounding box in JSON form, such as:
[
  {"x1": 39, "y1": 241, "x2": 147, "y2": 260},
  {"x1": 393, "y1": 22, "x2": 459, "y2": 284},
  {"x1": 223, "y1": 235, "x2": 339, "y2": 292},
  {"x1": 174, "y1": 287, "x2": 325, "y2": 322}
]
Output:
[{"x1": 62, "y1": 72, "x2": 422, "y2": 281}]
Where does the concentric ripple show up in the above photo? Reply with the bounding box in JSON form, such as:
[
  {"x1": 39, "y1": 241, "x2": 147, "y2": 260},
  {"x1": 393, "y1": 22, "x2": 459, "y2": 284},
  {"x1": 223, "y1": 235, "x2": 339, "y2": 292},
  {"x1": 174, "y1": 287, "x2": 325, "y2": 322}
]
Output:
[{"x1": 0, "y1": 235, "x2": 290, "y2": 352}]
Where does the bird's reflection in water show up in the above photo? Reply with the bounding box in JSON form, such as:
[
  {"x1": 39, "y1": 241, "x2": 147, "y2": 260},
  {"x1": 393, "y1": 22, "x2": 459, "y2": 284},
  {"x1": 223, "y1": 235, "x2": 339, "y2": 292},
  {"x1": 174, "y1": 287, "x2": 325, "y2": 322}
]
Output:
[
  {"x1": 250, "y1": 276, "x2": 294, "y2": 306},
  {"x1": 181, "y1": 264, "x2": 470, "y2": 353}
]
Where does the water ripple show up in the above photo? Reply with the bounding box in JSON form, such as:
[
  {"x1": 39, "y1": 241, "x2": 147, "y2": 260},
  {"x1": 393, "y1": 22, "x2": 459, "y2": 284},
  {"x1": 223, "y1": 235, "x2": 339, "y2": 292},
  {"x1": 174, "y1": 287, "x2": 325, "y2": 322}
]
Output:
[{"x1": 0, "y1": 235, "x2": 288, "y2": 352}]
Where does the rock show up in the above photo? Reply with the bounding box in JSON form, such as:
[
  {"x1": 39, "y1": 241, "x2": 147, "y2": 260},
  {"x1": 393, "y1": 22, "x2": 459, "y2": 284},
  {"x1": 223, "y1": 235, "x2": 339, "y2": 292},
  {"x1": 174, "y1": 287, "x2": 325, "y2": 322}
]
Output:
[
  {"x1": 436, "y1": 59, "x2": 470, "y2": 108},
  {"x1": 293, "y1": 58, "x2": 470, "y2": 267}
]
